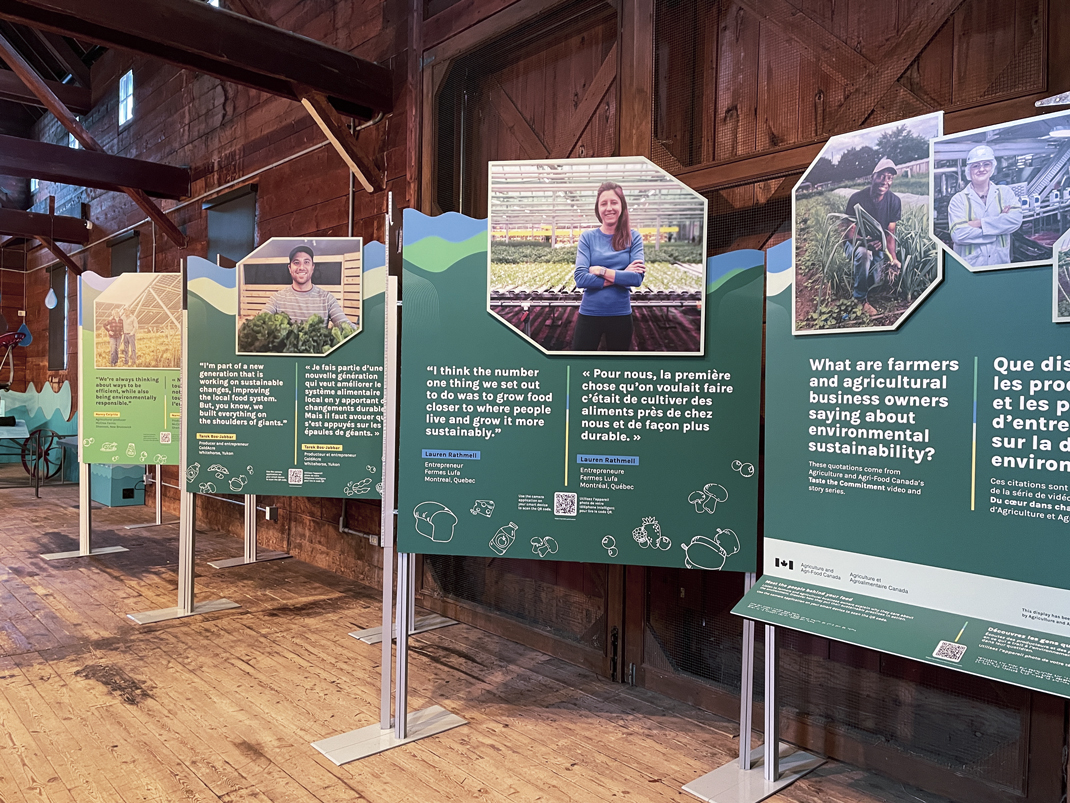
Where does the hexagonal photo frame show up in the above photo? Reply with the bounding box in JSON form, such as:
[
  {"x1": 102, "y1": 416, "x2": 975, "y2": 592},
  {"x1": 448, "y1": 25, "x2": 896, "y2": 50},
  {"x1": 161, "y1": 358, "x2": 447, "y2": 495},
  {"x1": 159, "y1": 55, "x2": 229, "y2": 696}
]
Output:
[
  {"x1": 931, "y1": 109, "x2": 1070, "y2": 274},
  {"x1": 487, "y1": 157, "x2": 708, "y2": 356},
  {"x1": 235, "y1": 237, "x2": 363, "y2": 356},
  {"x1": 792, "y1": 112, "x2": 943, "y2": 335}
]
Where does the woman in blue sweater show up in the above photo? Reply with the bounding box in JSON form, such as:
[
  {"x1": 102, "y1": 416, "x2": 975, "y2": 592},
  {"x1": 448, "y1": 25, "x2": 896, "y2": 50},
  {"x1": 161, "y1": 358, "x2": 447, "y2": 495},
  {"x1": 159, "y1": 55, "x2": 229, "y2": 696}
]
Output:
[{"x1": 571, "y1": 181, "x2": 646, "y2": 350}]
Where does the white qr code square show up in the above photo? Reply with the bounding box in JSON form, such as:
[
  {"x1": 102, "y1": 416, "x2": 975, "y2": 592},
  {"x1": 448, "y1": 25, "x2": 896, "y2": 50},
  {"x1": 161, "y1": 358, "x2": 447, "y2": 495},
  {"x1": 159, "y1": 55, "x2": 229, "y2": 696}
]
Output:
[
  {"x1": 554, "y1": 492, "x2": 577, "y2": 516},
  {"x1": 932, "y1": 640, "x2": 967, "y2": 662},
  {"x1": 288, "y1": 469, "x2": 304, "y2": 485},
  {"x1": 159, "y1": 432, "x2": 171, "y2": 444}
]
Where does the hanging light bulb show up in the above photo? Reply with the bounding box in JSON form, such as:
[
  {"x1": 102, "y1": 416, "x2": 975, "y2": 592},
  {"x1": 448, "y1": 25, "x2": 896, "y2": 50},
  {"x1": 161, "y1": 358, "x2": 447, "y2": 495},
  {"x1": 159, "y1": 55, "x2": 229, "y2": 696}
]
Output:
[{"x1": 44, "y1": 287, "x2": 58, "y2": 309}]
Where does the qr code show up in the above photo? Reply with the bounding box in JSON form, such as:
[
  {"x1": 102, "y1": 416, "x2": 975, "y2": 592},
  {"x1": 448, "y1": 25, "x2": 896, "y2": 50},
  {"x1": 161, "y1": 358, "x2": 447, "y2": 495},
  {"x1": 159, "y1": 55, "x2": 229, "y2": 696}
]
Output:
[
  {"x1": 288, "y1": 468, "x2": 304, "y2": 485},
  {"x1": 932, "y1": 640, "x2": 967, "y2": 662},
  {"x1": 159, "y1": 432, "x2": 171, "y2": 444},
  {"x1": 554, "y1": 492, "x2": 577, "y2": 516}
]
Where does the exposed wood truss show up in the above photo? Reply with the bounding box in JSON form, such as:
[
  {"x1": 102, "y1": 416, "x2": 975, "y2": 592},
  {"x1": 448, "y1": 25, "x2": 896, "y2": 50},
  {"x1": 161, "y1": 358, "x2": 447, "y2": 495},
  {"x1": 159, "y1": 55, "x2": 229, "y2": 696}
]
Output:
[
  {"x1": 297, "y1": 87, "x2": 383, "y2": 193},
  {"x1": 0, "y1": 32, "x2": 187, "y2": 248},
  {"x1": 0, "y1": 206, "x2": 90, "y2": 244},
  {"x1": 0, "y1": 133, "x2": 191, "y2": 199},
  {"x1": 0, "y1": 0, "x2": 392, "y2": 119},
  {"x1": 0, "y1": 67, "x2": 89, "y2": 113}
]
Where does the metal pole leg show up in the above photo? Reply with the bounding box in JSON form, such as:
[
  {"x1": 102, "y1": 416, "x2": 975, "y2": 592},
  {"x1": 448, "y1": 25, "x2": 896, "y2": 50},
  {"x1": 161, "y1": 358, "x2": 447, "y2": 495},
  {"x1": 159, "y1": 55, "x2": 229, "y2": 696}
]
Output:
[
  {"x1": 764, "y1": 623, "x2": 780, "y2": 783},
  {"x1": 177, "y1": 491, "x2": 196, "y2": 614},
  {"x1": 739, "y1": 572, "x2": 756, "y2": 770},
  {"x1": 395, "y1": 551, "x2": 411, "y2": 740},
  {"x1": 155, "y1": 464, "x2": 163, "y2": 525},
  {"x1": 79, "y1": 462, "x2": 92, "y2": 555},
  {"x1": 244, "y1": 494, "x2": 257, "y2": 562}
]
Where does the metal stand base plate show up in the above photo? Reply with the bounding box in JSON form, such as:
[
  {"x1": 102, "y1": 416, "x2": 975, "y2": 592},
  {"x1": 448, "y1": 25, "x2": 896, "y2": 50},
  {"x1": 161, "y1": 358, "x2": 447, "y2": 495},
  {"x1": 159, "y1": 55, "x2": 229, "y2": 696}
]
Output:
[
  {"x1": 349, "y1": 614, "x2": 457, "y2": 644},
  {"x1": 124, "y1": 520, "x2": 179, "y2": 530},
  {"x1": 683, "y1": 745, "x2": 824, "y2": 803},
  {"x1": 127, "y1": 598, "x2": 240, "y2": 624},
  {"x1": 41, "y1": 546, "x2": 129, "y2": 561},
  {"x1": 207, "y1": 551, "x2": 291, "y2": 569},
  {"x1": 311, "y1": 705, "x2": 466, "y2": 765}
]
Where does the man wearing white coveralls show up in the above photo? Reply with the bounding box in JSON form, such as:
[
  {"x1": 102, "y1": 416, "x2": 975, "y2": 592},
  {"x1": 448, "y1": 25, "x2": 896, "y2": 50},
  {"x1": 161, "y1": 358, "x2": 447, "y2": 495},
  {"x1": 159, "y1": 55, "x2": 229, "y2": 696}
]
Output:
[{"x1": 948, "y1": 144, "x2": 1023, "y2": 267}]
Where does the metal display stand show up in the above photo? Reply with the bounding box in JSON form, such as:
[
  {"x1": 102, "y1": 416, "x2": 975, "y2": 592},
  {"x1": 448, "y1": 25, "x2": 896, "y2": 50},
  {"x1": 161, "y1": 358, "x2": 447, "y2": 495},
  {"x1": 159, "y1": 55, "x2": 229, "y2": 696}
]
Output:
[
  {"x1": 312, "y1": 196, "x2": 466, "y2": 765},
  {"x1": 683, "y1": 573, "x2": 823, "y2": 803},
  {"x1": 128, "y1": 262, "x2": 239, "y2": 624},
  {"x1": 208, "y1": 493, "x2": 290, "y2": 568},
  {"x1": 125, "y1": 466, "x2": 179, "y2": 530},
  {"x1": 41, "y1": 464, "x2": 130, "y2": 562}
]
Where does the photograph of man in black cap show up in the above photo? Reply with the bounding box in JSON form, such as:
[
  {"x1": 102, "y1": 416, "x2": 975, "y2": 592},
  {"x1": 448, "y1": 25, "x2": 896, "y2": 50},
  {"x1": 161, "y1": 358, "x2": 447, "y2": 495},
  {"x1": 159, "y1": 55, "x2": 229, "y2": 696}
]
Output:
[{"x1": 261, "y1": 245, "x2": 351, "y2": 327}]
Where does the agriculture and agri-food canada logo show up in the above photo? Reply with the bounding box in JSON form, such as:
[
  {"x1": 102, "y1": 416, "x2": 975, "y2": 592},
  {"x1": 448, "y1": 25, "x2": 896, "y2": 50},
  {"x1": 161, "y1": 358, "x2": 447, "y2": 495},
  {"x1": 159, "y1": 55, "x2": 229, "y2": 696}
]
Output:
[{"x1": 775, "y1": 557, "x2": 794, "y2": 570}]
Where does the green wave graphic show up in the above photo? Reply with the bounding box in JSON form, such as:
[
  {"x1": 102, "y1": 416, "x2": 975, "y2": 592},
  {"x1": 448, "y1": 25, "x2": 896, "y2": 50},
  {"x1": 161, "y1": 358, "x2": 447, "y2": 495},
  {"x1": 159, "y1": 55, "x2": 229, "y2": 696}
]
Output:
[
  {"x1": 405, "y1": 231, "x2": 487, "y2": 273},
  {"x1": 189, "y1": 277, "x2": 237, "y2": 316}
]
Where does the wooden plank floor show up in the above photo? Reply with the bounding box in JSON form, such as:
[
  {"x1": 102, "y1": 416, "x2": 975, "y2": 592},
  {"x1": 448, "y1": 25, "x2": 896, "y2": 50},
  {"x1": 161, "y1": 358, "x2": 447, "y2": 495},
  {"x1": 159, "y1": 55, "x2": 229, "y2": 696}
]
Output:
[{"x1": 0, "y1": 483, "x2": 953, "y2": 803}]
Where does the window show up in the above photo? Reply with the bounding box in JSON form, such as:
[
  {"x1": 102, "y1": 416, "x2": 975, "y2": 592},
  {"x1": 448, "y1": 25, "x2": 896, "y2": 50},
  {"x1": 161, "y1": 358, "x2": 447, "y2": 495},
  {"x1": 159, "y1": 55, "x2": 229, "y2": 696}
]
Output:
[
  {"x1": 47, "y1": 266, "x2": 68, "y2": 371},
  {"x1": 205, "y1": 186, "x2": 257, "y2": 265},
  {"x1": 108, "y1": 232, "x2": 139, "y2": 276},
  {"x1": 29, "y1": 178, "x2": 38, "y2": 193},
  {"x1": 118, "y1": 70, "x2": 134, "y2": 126},
  {"x1": 207, "y1": 0, "x2": 220, "y2": 6},
  {"x1": 68, "y1": 131, "x2": 80, "y2": 149}
]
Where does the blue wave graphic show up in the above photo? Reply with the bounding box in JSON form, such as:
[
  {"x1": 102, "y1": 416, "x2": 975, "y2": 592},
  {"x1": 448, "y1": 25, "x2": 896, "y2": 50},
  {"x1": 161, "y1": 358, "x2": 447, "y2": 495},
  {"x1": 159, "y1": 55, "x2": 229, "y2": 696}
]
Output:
[
  {"x1": 364, "y1": 240, "x2": 385, "y2": 271},
  {"x1": 403, "y1": 210, "x2": 488, "y2": 246},
  {"x1": 187, "y1": 256, "x2": 236, "y2": 286},
  {"x1": 706, "y1": 250, "x2": 764, "y2": 284},
  {"x1": 767, "y1": 239, "x2": 792, "y2": 274}
]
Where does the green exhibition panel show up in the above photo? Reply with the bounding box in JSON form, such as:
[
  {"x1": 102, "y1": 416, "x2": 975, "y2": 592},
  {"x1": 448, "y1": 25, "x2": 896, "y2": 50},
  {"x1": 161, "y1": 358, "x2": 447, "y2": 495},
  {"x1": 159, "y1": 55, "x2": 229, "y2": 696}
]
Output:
[
  {"x1": 396, "y1": 157, "x2": 764, "y2": 569},
  {"x1": 79, "y1": 271, "x2": 182, "y2": 465},
  {"x1": 735, "y1": 110, "x2": 1070, "y2": 697},
  {"x1": 183, "y1": 238, "x2": 385, "y2": 499}
]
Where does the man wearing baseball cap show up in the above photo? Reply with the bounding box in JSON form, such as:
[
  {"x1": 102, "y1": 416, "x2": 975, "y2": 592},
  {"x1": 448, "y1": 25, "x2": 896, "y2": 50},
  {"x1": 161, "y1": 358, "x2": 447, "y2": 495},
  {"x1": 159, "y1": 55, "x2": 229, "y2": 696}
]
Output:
[
  {"x1": 844, "y1": 157, "x2": 902, "y2": 316},
  {"x1": 947, "y1": 144, "x2": 1022, "y2": 267},
  {"x1": 261, "y1": 245, "x2": 351, "y2": 326}
]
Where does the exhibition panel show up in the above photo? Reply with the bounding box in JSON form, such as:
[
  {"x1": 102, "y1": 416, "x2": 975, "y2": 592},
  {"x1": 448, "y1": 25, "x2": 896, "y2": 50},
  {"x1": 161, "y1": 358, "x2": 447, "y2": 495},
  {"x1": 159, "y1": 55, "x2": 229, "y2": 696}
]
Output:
[{"x1": 396, "y1": 157, "x2": 764, "y2": 570}]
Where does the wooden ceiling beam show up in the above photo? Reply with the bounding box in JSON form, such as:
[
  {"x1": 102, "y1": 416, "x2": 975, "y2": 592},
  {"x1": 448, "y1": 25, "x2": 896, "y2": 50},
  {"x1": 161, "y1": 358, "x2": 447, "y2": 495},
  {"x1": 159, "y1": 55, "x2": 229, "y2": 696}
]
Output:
[
  {"x1": 31, "y1": 28, "x2": 89, "y2": 86},
  {"x1": 297, "y1": 86, "x2": 382, "y2": 193},
  {"x1": 0, "y1": 0, "x2": 392, "y2": 118},
  {"x1": 0, "y1": 32, "x2": 187, "y2": 248},
  {"x1": 0, "y1": 64, "x2": 89, "y2": 112},
  {"x1": 0, "y1": 133, "x2": 190, "y2": 199},
  {"x1": 37, "y1": 235, "x2": 80, "y2": 273},
  {"x1": 0, "y1": 207, "x2": 91, "y2": 244}
]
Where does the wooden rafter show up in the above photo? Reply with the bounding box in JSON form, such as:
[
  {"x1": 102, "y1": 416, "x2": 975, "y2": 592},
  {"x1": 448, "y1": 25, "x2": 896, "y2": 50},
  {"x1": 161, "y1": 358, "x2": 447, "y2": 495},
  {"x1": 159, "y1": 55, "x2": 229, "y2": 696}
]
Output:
[
  {"x1": 296, "y1": 86, "x2": 382, "y2": 194},
  {"x1": 0, "y1": 133, "x2": 190, "y2": 199},
  {"x1": 30, "y1": 28, "x2": 89, "y2": 86},
  {"x1": 0, "y1": 0, "x2": 392, "y2": 118},
  {"x1": 37, "y1": 236, "x2": 81, "y2": 274},
  {"x1": 0, "y1": 32, "x2": 187, "y2": 248},
  {"x1": 0, "y1": 206, "x2": 91, "y2": 243},
  {"x1": 0, "y1": 67, "x2": 89, "y2": 112}
]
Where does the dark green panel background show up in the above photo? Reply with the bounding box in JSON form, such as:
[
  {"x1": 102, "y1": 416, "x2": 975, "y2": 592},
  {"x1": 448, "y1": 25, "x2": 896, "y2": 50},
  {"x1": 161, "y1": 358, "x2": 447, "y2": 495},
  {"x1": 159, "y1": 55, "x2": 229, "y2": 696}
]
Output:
[{"x1": 396, "y1": 210, "x2": 763, "y2": 570}]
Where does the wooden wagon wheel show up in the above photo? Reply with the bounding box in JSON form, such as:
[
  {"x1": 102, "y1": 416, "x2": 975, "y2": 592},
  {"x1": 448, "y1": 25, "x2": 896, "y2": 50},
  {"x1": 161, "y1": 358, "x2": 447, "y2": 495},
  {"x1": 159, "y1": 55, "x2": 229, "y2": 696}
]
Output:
[{"x1": 21, "y1": 428, "x2": 63, "y2": 481}]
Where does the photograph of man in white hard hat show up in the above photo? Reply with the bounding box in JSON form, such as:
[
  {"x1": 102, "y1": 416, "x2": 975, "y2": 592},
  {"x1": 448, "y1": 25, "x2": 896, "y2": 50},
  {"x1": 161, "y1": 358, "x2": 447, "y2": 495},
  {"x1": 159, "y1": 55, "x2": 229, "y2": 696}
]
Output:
[{"x1": 932, "y1": 112, "x2": 1070, "y2": 271}]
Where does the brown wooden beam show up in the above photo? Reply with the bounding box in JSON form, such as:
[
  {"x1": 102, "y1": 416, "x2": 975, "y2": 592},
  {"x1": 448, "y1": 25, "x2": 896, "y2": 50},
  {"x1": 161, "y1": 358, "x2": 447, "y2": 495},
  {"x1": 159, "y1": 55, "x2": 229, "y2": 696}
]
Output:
[
  {"x1": 0, "y1": 66, "x2": 89, "y2": 112},
  {"x1": 618, "y1": 0, "x2": 653, "y2": 158},
  {"x1": 0, "y1": 207, "x2": 90, "y2": 244},
  {"x1": 487, "y1": 77, "x2": 549, "y2": 159},
  {"x1": 297, "y1": 87, "x2": 382, "y2": 193},
  {"x1": 423, "y1": 0, "x2": 521, "y2": 51},
  {"x1": 0, "y1": 0, "x2": 392, "y2": 118},
  {"x1": 0, "y1": 32, "x2": 187, "y2": 248},
  {"x1": 37, "y1": 235, "x2": 80, "y2": 274},
  {"x1": 0, "y1": 133, "x2": 190, "y2": 199},
  {"x1": 31, "y1": 28, "x2": 88, "y2": 86}
]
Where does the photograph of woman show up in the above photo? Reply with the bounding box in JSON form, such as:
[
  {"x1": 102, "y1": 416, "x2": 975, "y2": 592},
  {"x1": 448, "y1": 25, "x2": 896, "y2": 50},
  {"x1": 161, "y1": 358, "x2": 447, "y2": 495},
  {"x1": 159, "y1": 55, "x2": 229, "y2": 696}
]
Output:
[
  {"x1": 487, "y1": 158, "x2": 707, "y2": 355},
  {"x1": 572, "y1": 182, "x2": 646, "y2": 351}
]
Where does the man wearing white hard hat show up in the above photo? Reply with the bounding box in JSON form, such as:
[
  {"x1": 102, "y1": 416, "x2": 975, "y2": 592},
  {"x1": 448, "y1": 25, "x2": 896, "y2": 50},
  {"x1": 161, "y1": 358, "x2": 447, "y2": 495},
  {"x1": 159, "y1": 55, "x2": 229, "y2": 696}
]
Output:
[
  {"x1": 947, "y1": 144, "x2": 1022, "y2": 267},
  {"x1": 844, "y1": 157, "x2": 902, "y2": 316}
]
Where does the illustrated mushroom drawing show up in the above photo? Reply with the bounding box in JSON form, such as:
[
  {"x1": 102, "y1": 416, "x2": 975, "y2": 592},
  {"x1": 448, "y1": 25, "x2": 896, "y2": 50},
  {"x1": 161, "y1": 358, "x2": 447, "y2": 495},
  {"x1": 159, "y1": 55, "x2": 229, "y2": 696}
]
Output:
[{"x1": 687, "y1": 482, "x2": 728, "y2": 514}]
